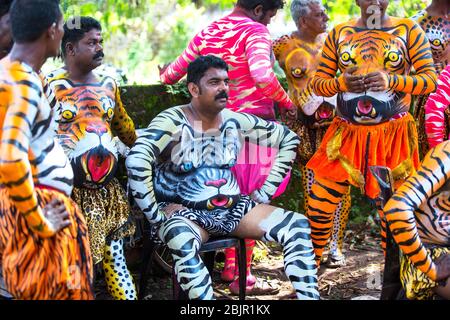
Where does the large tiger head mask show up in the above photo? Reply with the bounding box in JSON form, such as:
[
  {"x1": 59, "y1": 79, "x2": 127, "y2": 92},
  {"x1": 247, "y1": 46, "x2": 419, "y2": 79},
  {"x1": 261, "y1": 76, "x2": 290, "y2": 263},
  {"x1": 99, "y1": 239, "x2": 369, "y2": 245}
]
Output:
[
  {"x1": 153, "y1": 122, "x2": 242, "y2": 210},
  {"x1": 336, "y1": 26, "x2": 410, "y2": 124},
  {"x1": 54, "y1": 84, "x2": 118, "y2": 188}
]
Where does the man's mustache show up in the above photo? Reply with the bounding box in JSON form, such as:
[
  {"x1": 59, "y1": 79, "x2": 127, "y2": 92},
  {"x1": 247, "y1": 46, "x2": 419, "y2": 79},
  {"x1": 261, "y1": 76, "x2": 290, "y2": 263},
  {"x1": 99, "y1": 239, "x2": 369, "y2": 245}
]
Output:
[
  {"x1": 93, "y1": 51, "x2": 104, "y2": 60},
  {"x1": 215, "y1": 91, "x2": 228, "y2": 100}
]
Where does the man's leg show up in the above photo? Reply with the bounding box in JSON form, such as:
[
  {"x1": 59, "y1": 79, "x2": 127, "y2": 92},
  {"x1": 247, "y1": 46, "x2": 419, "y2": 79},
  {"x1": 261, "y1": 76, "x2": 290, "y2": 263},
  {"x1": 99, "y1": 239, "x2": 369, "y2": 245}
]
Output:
[
  {"x1": 306, "y1": 176, "x2": 350, "y2": 265},
  {"x1": 327, "y1": 190, "x2": 351, "y2": 266},
  {"x1": 232, "y1": 204, "x2": 319, "y2": 300},
  {"x1": 158, "y1": 216, "x2": 212, "y2": 300},
  {"x1": 103, "y1": 238, "x2": 137, "y2": 300}
]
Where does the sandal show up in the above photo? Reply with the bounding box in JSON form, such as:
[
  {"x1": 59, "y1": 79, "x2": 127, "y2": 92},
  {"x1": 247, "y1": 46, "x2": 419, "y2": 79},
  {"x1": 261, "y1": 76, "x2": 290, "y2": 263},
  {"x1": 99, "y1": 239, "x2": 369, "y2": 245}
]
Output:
[{"x1": 229, "y1": 277, "x2": 280, "y2": 296}]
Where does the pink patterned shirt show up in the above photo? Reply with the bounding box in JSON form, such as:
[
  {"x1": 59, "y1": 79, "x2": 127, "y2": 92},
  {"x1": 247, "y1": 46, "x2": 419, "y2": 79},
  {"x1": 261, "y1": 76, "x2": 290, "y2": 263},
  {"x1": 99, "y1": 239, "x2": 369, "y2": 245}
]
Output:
[
  {"x1": 425, "y1": 65, "x2": 450, "y2": 148},
  {"x1": 160, "y1": 10, "x2": 293, "y2": 120}
]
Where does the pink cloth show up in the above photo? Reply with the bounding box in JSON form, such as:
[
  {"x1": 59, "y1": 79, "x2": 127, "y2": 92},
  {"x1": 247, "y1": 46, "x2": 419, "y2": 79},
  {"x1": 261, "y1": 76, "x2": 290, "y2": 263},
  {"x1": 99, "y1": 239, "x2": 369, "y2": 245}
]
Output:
[
  {"x1": 425, "y1": 65, "x2": 450, "y2": 148},
  {"x1": 160, "y1": 10, "x2": 293, "y2": 120},
  {"x1": 231, "y1": 141, "x2": 291, "y2": 199}
]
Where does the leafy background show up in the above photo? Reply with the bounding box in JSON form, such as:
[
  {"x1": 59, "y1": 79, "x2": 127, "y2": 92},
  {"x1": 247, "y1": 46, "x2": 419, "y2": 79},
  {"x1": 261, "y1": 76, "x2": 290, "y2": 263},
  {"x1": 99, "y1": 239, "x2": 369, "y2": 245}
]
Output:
[{"x1": 55, "y1": 0, "x2": 431, "y2": 84}]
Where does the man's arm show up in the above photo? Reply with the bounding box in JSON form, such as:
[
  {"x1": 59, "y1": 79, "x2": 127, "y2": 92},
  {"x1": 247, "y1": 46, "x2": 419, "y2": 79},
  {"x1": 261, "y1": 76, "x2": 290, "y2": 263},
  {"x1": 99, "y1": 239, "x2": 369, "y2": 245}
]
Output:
[
  {"x1": 383, "y1": 141, "x2": 450, "y2": 281},
  {"x1": 112, "y1": 82, "x2": 137, "y2": 147},
  {"x1": 245, "y1": 25, "x2": 293, "y2": 110},
  {"x1": 425, "y1": 66, "x2": 450, "y2": 148},
  {"x1": 125, "y1": 108, "x2": 180, "y2": 224},
  {"x1": 0, "y1": 77, "x2": 56, "y2": 238},
  {"x1": 388, "y1": 22, "x2": 437, "y2": 95},
  {"x1": 311, "y1": 28, "x2": 348, "y2": 97},
  {"x1": 160, "y1": 37, "x2": 200, "y2": 85},
  {"x1": 230, "y1": 111, "x2": 299, "y2": 203}
]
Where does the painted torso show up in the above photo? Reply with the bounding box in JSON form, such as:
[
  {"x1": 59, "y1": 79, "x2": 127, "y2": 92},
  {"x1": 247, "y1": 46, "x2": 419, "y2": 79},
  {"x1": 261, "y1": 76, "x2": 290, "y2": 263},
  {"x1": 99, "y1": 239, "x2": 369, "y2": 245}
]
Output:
[
  {"x1": 314, "y1": 18, "x2": 436, "y2": 125},
  {"x1": 274, "y1": 33, "x2": 336, "y2": 127},
  {"x1": 153, "y1": 115, "x2": 242, "y2": 210},
  {"x1": 45, "y1": 68, "x2": 136, "y2": 188},
  {"x1": 126, "y1": 106, "x2": 299, "y2": 224},
  {"x1": 412, "y1": 9, "x2": 449, "y2": 73},
  {"x1": 0, "y1": 59, "x2": 73, "y2": 196}
]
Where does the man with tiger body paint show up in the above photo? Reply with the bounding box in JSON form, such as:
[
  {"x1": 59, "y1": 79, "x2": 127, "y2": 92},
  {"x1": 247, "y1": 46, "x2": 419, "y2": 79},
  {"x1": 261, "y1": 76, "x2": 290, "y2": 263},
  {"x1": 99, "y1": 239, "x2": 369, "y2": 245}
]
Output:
[
  {"x1": 45, "y1": 17, "x2": 138, "y2": 300},
  {"x1": 305, "y1": 0, "x2": 438, "y2": 267},
  {"x1": 412, "y1": 0, "x2": 449, "y2": 157},
  {"x1": 0, "y1": 0, "x2": 13, "y2": 299},
  {"x1": 127, "y1": 55, "x2": 319, "y2": 300},
  {"x1": 383, "y1": 140, "x2": 450, "y2": 300},
  {"x1": 273, "y1": 0, "x2": 351, "y2": 268},
  {"x1": 159, "y1": 0, "x2": 296, "y2": 295},
  {"x1": 0, "y1": 0, "x2": 94, "y2": 300}
]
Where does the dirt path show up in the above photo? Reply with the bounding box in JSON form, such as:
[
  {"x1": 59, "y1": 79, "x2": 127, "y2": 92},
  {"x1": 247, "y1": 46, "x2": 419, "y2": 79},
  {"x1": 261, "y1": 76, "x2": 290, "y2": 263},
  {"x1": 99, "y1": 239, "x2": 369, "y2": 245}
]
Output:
[{"x1": 94, "y1": 222, "x2": 384, "y2": 300}]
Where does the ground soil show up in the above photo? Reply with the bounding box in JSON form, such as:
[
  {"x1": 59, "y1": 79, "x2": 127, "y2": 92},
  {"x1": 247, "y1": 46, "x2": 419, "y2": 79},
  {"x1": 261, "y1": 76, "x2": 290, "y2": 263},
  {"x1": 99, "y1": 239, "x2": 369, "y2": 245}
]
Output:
[{"x1": 94, "y1": 221, "x2": 384, "y2": 300}]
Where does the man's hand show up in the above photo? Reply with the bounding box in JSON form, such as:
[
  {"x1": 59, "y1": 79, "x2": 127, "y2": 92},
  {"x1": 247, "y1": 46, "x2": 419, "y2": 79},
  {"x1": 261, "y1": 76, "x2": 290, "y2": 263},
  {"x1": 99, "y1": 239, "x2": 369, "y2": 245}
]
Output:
[
  {"x1": 158, "y1": 63, "x2": 171, "y2": 77},
  {"x1": 280, "y1": 105, "x2": 298, "y2": 128},
  {"x1": 343, "y1": 66, "x2": 365, "y2": 93},
  {"x1": 250, "y1": 189, "x2": 270, "y2": 204},
  {"x1": 42, "y1": 199, "x2": 71, "y2": 233},
  {"x1": 435, "y1": 253, "x2": 450, "y2": 282},
  {"x1": 160, "y1": 203, "x2": 185, "y2": 218},
  {"x1": 364, "y1": 70, "x2": 389, "y2": 92}
]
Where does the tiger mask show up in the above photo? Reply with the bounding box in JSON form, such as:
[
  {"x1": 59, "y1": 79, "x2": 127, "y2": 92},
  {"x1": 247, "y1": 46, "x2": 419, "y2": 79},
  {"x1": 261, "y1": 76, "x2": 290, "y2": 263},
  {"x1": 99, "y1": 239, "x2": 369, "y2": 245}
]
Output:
[
  {"x1": 336, "y1": 27, "x2": 409, "y2": 124},
  {"x1": 154, "y1": 123, "x2": 241, "y2": 210},
  {"x1": 54, "y1": 86, "x2": 118, "y2": 188},
  {"x1": 284, "y1": 41, "x2": 336, "y2": 128}
]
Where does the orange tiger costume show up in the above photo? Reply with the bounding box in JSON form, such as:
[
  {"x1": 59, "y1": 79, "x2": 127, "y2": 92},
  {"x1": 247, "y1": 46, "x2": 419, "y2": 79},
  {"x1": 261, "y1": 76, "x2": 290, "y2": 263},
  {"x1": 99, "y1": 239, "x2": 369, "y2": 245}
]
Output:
[
  {"x1": 45, "y1": 68, "x2": 138, "y2": 300},
  {"x1": 273, "y1": 33, "x2": 351, "y2": 265},
  {"x1": 384, "y1": 140, "x2": 450, "y2": 299},
  {"x1": 412, "y1": 9, "x2": 449, "y2": 157},
  {"x1": 0, "y1": 58, "x2": 93, "y2": 299},
  {"x1": 306, "y1": 17, "x2": 437, "y2": 265}
]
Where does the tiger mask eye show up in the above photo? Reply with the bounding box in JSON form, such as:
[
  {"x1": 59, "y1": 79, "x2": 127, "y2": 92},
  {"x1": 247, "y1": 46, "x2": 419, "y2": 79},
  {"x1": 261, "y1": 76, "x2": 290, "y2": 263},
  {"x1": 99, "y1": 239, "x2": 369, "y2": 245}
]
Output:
[{"x1": 61, "y1": 110, "x2": 76, "y2": 121}]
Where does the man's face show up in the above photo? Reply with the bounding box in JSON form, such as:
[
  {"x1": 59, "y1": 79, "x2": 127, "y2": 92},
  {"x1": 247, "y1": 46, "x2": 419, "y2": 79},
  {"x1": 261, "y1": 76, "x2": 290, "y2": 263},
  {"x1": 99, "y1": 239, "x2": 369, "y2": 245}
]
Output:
[
  {"x1": 0, "y1": 13, "x2": 12, "y2": 59},
  {"x1": 258, "y1": 9, "x2": 278, "y2": 26},
  {"x1": 72, "y1": 28, "x2": 104, "y2": 71},
  {"x1": 196, "y1": 67, "x2": 230, "y2": 112},
  {"x1": 302, "y1": 3, "x2": 329, "y2": 34}
]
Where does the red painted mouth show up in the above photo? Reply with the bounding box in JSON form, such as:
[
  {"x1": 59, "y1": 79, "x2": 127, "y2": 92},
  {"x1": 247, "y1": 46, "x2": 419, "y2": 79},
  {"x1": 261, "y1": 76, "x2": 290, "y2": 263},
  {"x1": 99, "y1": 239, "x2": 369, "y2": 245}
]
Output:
[
  {"x1": 357, "y1": 100, "x2": 373, "y2": 115},
  {"x1": 210, "y1": 195, "x2": 229, "y2": 207},
  {"x1": 84, "y1": 149, "x2": 114, "y2": 183},
  {"x1": 317, "y1": 104, "x2": 333, "y2": 120}
]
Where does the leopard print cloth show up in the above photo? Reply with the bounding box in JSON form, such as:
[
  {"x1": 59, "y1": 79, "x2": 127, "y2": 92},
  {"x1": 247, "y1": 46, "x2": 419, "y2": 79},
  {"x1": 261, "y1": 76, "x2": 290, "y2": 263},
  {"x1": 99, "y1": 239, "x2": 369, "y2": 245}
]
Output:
[{"x1": 72, "y1": 177, "x2": 135, "y2": 265}]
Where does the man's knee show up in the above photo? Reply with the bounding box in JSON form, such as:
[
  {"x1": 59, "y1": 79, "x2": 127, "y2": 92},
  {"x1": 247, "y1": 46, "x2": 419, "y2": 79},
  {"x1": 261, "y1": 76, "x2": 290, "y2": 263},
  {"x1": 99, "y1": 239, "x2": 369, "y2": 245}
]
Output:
[{"x1": 158, "y1": 217, "x2": 203, "y2": 250}]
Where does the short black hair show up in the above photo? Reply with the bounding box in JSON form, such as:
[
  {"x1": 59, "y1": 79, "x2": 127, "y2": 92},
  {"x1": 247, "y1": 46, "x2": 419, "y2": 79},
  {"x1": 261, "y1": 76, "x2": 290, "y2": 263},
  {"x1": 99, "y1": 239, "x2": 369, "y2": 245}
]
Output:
[
  {"x1": 0, "y1": 0, "x2": 13, "y2": 17},
  {"x1": 61, "y1": 16, "x2": 102, "y2": 57},
  {"x1": 187, "y1": 55, "x2": 228, "y2": 86},
  {"x1": 237, "y1": 0, "x2": 285, "y2": 12},
  {"x1": 10, "y1": 0, "x2": 62, "y2": 43}
]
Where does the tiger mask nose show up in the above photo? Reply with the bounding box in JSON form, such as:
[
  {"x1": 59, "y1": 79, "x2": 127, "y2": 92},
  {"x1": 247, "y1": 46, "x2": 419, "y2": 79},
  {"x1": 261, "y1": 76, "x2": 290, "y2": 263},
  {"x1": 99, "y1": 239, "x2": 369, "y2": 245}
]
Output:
[
  {"x1": 205, "y1": 179, "x2": 227, "y2": 188},
  {"x1": 86, "y1": 124, "x2": 108, "y2": 136}
]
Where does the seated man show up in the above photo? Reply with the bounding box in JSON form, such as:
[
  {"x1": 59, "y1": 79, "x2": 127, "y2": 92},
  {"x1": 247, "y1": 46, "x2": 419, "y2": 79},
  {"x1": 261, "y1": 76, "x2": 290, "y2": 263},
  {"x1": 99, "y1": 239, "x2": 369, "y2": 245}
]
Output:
[
  {"x1": 384, "y1": 141, "x2": 450, "y2": 300},
  {"x1": 126, "y1": 55, "x2": 319, "y2": 300},
  {"x1": 45, "y1": 17, "x2": 137, "y2": 300}
]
